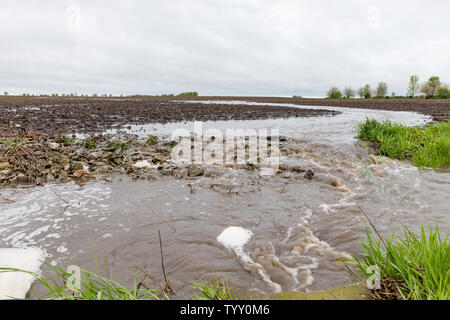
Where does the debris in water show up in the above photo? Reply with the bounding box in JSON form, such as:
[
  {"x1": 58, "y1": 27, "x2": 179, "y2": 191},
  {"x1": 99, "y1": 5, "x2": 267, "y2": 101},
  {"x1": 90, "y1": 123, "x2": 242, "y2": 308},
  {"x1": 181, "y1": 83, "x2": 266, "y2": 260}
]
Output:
[{"x1": 304, "y1": 169, "x2": 314, "y2": 180}]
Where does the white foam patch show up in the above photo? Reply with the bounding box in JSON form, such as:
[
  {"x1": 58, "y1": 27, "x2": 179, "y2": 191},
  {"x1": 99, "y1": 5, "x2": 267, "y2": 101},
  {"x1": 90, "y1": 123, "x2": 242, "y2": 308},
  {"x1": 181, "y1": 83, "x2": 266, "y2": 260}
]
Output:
[
  {"x1": 217, "y1": 227, "x2": 283, "y2": 293},
  {"x1": 0, "y1": 247, "x2": 44, "y2": 299},
  {"x1": 217, "y1": 226, "x2": 253, "y2": 250}
]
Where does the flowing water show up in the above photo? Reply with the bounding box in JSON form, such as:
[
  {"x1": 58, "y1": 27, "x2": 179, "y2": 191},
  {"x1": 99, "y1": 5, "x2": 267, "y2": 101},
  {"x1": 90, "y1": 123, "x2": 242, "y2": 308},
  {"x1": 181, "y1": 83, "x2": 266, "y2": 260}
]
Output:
[{"x1": 0, "y1": 101, "x2": 449, "y2": 298}]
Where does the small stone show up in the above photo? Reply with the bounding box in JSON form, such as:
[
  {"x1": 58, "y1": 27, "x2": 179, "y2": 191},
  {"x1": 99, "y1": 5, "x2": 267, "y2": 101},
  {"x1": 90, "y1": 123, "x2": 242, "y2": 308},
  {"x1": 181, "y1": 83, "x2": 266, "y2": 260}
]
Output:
[
  {"x1": 102, "y1": 152, "x2": 113, "y2": 159},
  {"x1": 370, "y1": 155, "x2": 395, "y2": 165},
  {"x1": 88, "y1": 151, "x2": 103, "y2": 160},
  {"x1": 0, "y1": 162, "x2": 11, "y2": 170},
  {"x1": 188, "y1": 165, "x2": 204, "y2": 177},
  {"x1": 48, "y1": 142, "x2": 60, "y2": 150},
  {"x1": 17, "y1": 173, "x2": 28, "y2": 183},
  {"x1": 112, "y1": 158, "x2": 122, "y2": 165},
  {"x1": 291, "y1": 167, "x2": 306, "y2": 173},
  {"x1": 330, "y1": 177, "x2": 342, "y2": 187},
  {"x1": 96, "y1": 165, "x2": 111, "y2": 173},
  {"x1": 304, "y1": 169, "x2": 314, "y2": 180},
  {"x1": 133, "y1": 160, "x2": 153, "y2": 169},
  {"x1": 71, "y1": 161, "x2": 85, "y2": 171},
  {"x1": 59, "y1": 171, "x2": 68, "y2": 181},
  {"x1": 73, "y1": 170, "x2": 89, "y2": 179},
  {"x1": 0, "y1": 169, "x2": 12, "y2": 176},
  {"x1": 60, "y1": 155, "x2": 70, "y2": 166}
]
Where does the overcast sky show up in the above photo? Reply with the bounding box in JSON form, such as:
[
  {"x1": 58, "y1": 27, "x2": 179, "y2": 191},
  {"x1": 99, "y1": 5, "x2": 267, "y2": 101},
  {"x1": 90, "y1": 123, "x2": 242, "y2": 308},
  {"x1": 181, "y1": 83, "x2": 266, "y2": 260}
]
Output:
[{"x1": 1, "y1": 0, "x2": 449, "y2": 97}]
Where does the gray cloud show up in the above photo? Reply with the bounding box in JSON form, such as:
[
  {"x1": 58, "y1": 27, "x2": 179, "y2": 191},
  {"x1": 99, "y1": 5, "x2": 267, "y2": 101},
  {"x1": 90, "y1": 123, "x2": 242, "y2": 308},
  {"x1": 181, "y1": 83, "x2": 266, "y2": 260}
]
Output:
[{"x1": 1, "y1": 0, "x2": 449, "y2": 96}]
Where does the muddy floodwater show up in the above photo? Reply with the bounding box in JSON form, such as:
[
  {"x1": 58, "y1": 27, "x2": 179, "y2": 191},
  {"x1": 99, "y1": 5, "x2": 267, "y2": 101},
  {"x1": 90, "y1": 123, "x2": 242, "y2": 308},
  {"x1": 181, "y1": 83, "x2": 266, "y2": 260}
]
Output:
[{"x1": 1, "y1": 101, "x2": 449, "y2": 298}]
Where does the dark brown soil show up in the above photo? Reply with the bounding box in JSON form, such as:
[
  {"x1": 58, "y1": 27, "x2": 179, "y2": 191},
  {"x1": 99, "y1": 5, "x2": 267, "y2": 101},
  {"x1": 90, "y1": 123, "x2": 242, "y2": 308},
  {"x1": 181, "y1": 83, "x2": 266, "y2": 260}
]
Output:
[
  {"x1": 370, "y1": 278, "x2": 409, "y2": 300},
  {"x1": 1, "y1": 96, "x2": 448, "y2": 137},
  {"x1": 0, "y1": 96, "x2": 339, "y2": 137}
]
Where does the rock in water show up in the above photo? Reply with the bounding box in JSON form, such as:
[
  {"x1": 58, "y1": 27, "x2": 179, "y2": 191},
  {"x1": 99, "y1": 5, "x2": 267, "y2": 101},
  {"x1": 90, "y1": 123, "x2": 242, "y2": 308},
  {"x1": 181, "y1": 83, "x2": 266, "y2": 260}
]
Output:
[
  {"x1": 304, "y1": 169, "x2": 314, "y2": 180},
  {"x1": 132, "y1": 160, "x2": 153, "y2": 169},
  {"x1": 73, "y1": 170, "x2": 90, "y2": 179},
  {"x1": 0, "y1": 248, "x2": 44, "y2": 299},
  {"x1": 369, "y1": 155, "x2": 395, "y2": 165},
  {"x1": 330, "y1": 177, "x2": 341, "y2": 187}
]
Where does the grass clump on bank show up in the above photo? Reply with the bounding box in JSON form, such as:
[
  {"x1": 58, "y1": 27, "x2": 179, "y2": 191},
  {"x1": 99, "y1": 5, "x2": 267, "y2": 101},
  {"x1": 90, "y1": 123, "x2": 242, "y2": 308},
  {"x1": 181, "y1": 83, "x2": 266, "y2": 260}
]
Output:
[
  {"x1": 356, "y1": 119, "x2": 450, "y2": 168},
  {"x1": 0, "y1": 263, "x2": 166, "y2": 300},
  {"x1": 346, "y1": 225, "x2": 449, "y2": 300},
  {"x1": 191, "y1": 279, "x2": 235, "y2": 300}
]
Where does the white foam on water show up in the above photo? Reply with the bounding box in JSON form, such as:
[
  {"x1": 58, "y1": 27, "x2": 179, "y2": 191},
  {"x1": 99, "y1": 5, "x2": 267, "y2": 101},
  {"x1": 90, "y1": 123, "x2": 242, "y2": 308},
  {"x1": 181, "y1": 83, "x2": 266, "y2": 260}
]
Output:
[
  {"x1": 0, "y1": 247, "x2": 44, "y2": 299},
  {"x1": 217, "y1": 227, "x2": 282, "y2": 292},
  {"x1": 217, "y1": 226, "x2": 253, "y2": 249}
]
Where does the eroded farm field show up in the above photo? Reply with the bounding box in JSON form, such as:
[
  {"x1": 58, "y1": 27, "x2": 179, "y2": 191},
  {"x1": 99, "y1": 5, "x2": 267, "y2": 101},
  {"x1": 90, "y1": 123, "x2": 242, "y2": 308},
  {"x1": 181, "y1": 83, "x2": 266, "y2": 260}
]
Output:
[{"x1": 0, "y1": 97, "x2": 448, "y2": 299}]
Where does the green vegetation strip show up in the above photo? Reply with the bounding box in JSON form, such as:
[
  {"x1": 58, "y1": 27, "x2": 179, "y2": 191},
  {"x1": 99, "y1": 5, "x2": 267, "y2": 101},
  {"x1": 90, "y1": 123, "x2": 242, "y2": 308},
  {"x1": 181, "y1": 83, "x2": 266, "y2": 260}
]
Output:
[
  {"x1": 356, "y1": 119, "x2": 450, "y2": 168},
  {"x1": 0, "y1": 262, "x2": 235, "y2": 300},
  {"x1": 0, "y1": 263, "x2": 166, "y2": 300},
  {"x1": 345, "y1": 225, "x2": 449, "y2": 300}
]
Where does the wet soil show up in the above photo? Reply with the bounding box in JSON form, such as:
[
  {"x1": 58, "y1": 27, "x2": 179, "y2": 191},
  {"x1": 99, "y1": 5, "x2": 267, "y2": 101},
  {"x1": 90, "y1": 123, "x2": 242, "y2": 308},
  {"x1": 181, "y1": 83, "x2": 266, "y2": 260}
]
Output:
[
  {"x1": 0, "y1": 96, "x2": 340, "y2": 137},
  {"x1": 178, "y1": 97, "x2": 450, "y2": 122}
]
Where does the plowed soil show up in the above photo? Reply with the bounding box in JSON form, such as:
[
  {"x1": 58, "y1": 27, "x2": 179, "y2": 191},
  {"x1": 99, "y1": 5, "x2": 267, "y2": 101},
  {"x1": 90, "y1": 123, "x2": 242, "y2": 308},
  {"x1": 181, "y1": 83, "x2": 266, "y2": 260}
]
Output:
[
  {"x1": 1, "y1": 96, "x2": 448, "y2": 137},
  {"x1": 0, "y1": 96, "x2": 338, "y2": 137}
]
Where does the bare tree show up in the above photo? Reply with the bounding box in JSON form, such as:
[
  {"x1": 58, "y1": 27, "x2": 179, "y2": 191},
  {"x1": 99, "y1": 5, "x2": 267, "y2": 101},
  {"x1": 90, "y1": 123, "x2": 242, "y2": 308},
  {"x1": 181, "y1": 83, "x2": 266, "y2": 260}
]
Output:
[
  {"x1": 358, "y1": 87, "x2": 364, "y2": 98},
  {"x1": 362, "y1": 84, "x2": 372, "y2": 99},
  {"x1": 326, "y1": 87, "x2": 342, "y2": 99},
  {"x1": 421, "y1": 76, "x2": 441, "y2": 98},
  {"x1": 343, "y1": 87, "x2": 355, "y2": 99},
  {"x1": 376, "y1": 82, "x2": 388, "y2": 98},
  {"x1": 407, "y1": 75, "x2": 420, "y2": 98}
]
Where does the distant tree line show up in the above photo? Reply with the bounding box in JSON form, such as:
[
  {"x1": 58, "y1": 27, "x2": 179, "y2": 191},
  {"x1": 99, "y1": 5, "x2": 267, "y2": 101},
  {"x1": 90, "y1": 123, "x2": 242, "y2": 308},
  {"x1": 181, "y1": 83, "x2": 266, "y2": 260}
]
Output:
[
  {"x1": 2, "y1": 91, "x2": 200, "y2": 98},
  {"x1": 326, "y1": 75, "x2": 449, "y2": 99}
]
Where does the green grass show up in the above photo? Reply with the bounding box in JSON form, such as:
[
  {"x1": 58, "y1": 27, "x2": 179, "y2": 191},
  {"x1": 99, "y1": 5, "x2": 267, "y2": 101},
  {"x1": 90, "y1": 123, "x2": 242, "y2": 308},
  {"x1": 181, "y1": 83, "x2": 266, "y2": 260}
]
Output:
[
  {"x1": 0, "y1": 259, "x2": 234, "y2": 300},
  {"x1": 146, "y1": 134, "x2": 158, "y2": 145},
  {"x1": 345, "y1": 225, "x2": 449, "y2": 300},
  {"x1": 191, "y1": 279, "x2": 235, "y2": 300},
  {"x1": 165, "y1": 141, "x2": 177, "y2": 148},
  {"x1": 356, "y1": 119, "x2": 450, "y2": 168},
  {"x1": 106, "y1": 140, "x2": 129, "y2": 150},
  {"x1": 0, "y1": 263, "x2": 166, "y2": 300},
  {"x1": 1, "y1": 138, "x2": 27, "y2": 151},
  {"x1": 53, "y1": 136, "x2": 72, "y2": 146},
  {"x1": 83, "y1": 137, "x2": 97, "y2": 149}
]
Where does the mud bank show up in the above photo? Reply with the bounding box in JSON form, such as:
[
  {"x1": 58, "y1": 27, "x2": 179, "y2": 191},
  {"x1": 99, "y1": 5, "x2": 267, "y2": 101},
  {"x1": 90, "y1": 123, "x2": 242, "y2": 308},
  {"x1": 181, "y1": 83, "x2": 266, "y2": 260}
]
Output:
[{"x1": 0, "y1": 133, "x2": 317, "y2": 187}]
